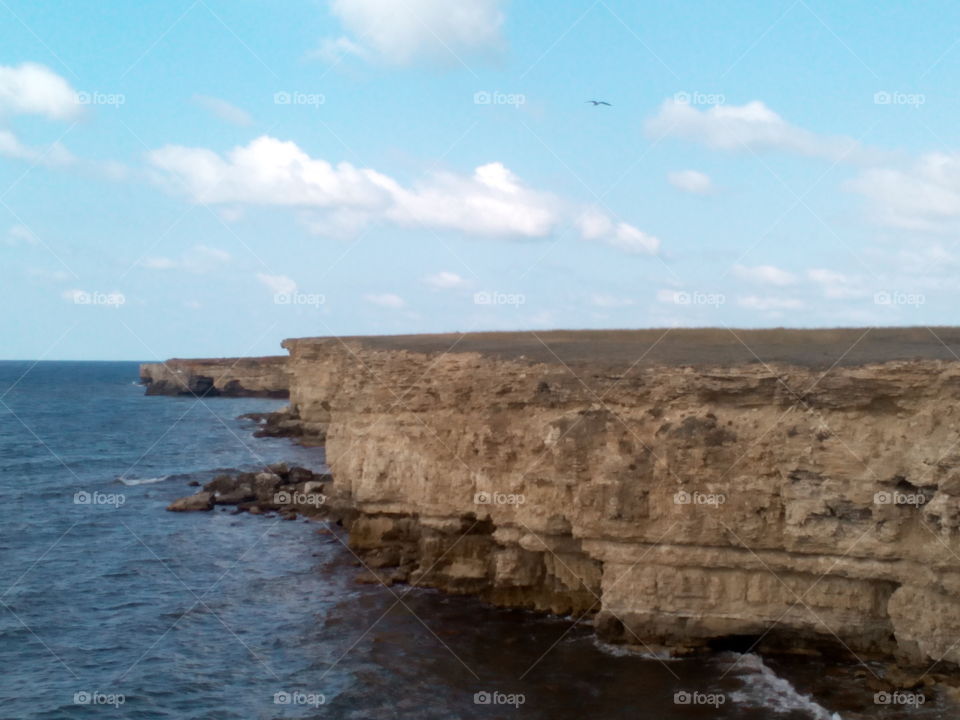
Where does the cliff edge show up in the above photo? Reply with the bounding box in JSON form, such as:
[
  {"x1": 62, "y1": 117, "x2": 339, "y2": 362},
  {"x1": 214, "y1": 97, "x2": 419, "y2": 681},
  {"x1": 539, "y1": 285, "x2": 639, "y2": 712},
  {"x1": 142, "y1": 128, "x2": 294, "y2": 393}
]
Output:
[
  {"x1": 139, "y1": 356, "x2": 289, "y2": 398},
  {"x1": 275, "y1": 328, "x2": 960, "y2": 667}
]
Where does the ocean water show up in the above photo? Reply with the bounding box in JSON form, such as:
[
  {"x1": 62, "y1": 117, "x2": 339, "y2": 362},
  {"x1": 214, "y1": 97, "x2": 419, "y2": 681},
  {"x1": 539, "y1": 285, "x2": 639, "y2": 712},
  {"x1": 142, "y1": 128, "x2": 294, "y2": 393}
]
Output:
[{"x1": 0, "y1": 361, "x2": 949, "y2": 719}]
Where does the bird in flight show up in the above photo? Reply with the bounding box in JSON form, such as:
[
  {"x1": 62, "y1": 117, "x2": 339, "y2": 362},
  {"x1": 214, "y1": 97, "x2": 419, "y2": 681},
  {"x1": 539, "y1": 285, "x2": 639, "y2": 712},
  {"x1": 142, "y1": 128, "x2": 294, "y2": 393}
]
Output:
[{"x1": 586, "y1": 100, "x2": 611, "y2": 106}]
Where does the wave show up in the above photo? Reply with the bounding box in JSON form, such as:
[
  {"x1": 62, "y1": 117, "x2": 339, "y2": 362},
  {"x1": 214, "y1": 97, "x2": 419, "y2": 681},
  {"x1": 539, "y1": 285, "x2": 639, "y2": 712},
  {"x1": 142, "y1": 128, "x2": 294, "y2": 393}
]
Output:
[
  {"x1": 591, "y1": 636, "x2": 684, "y2": 661},
  {"x1": 723, "y1": 652, "x2": 841, "y2": 719},
  {"x1": 116, "y1": 475, "x2": 170, "y2": 486}
]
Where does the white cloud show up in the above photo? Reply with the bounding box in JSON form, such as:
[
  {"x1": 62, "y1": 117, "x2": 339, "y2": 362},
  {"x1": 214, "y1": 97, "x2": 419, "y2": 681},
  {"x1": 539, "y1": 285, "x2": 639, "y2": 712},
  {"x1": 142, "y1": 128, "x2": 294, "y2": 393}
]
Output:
[
  {"x1": 6, "y1": 224, "x2": 37, "y2": 246},
  {"x1": 667, "y1": 169, "x2": 713, "y2": 194},
  {"x1": 0, "y1": 129, "x2": 74, "y2": 165},
  {"x1": 424, "y1": 271, "x2": 465, "y2": 289},
  {"x1": 257, "y1": 273, "x2": 297, "y2": 295},
  {"x1": 807, "y1": 268, "x2": 864, "y2": 299},
  {"x1": 148, "y1": 136, "x2": 658, "y2": 253},
  {"x1": 646, "y1": 99, "x2": 863, "y2": 162},
  {"x1": 0, "y1": 62, "x2": 80, "y2": 120},
  {"x1": 192, "y1": 94, "x2": 253, "y2": 127},
  {"x1": 733, "y1": 263, "x2": 797, "y2": 286},
  {"x1": 737, "y1": 295, "x2": 803, "y2": 311},
  {"x1": 323, "y1": 0, "x2": 505, "y2": 66},
  {"x1": 590, "y1": 294, "x2": 634, "y2": 308},
  {"x1": 847, "y1": 152, "x2": 960, "y2": 232},
  {"x1": 140, "y1": 245, "x2": 231, "y2": 273},
  {"x1": 577, "y1": 209, "x2": 660, "y2": 255},
  {"x1": 364, "y1": 292, "x2": 405, "y2": 308}
]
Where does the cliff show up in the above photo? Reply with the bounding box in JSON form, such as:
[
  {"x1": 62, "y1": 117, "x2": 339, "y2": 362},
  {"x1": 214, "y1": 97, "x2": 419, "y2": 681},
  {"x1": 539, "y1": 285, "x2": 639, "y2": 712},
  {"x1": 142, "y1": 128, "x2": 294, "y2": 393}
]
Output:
[
  {"x1": 276, "y1": 328, "x2": 960, "y2": 667},
  {"x1": 139, "y1": 356, "x2": 289, "y2": 398}
]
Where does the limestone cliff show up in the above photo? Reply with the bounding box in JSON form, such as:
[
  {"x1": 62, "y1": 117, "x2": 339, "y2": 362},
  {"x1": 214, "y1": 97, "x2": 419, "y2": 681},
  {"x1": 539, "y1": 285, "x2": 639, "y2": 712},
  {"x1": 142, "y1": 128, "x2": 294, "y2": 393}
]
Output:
[
  {"x1": 140, "y1": 356, "x2": 289, "y2": 398},
  {"x1": 278, "y1": 328, "x2": 960, "y2": 667}
]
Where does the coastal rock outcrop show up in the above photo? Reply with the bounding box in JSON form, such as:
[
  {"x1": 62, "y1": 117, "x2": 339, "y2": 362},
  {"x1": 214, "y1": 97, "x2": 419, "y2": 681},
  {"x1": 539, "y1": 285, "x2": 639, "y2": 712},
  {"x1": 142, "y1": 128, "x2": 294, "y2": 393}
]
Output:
[
  {"x1": 140, "y1": 357, "x2": 289, "y2": 398},
  {"x1": 273, "y1": 329, "x2": 960, "y2": 668}
]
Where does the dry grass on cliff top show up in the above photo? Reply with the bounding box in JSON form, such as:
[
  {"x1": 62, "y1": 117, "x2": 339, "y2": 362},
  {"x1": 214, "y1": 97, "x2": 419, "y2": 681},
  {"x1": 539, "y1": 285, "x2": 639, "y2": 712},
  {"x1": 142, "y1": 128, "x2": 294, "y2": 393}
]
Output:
[{"x1": 289, "y1": 327, "x2": 960, "y2": 370}]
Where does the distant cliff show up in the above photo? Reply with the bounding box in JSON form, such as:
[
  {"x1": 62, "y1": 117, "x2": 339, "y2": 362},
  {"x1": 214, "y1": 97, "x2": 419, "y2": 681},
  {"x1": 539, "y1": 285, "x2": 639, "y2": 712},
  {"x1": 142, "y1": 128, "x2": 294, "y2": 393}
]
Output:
[
  {"x1": 274, "y1": 328, "x2": 960, "y2": 668},
  {"x1": 139, "y1": 357, "x2": 289, "y2": 398}
]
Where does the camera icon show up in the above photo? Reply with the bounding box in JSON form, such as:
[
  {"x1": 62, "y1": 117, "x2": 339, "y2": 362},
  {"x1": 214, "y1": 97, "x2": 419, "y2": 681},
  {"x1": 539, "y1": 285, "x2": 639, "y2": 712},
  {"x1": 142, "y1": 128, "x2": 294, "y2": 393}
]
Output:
[
  {"x1": 73, "y1": 691, "x2": 91, "y2": 705},
  {"x1": 874, "y1": 291, "x2": 891, "y2": 305},
  {"x1": 274, "y1": 292, "x2": 291, "y2": 305},
  {"x1": 673, "y1": 490, "x2": 691, "y2": 505},
  {"x1": 674, "y1": 91, "x2": 691, "y2": 105},
  {"x1": 874, "y1": 491, "x2": 892, "y2": 505},
  {"x1": 75, "y1": 91, "x2": 92, "y2": 106},
  {"x1": 474, "y1": 691, "x2": 491, "y2": 704},
  {"x1": 274, "y1": 91, "x2": 291, "y2": 105},
  {"x1": 474, "y1": 91, "x2": 491, "y2": 105},
  {"x1": 74, "y1": 491, "x2": 91, "y2": 505},
  {"x1": 874, "y1": 91, "x2": 891, "y2": 105},
  {"x1": 473, "y1": 291, "x2": 492, "y2": 305},
  {"x1": 274, "y1": 691, "x2": 292, "y2": 705},
  {"x1": 674, "y1": 690, "x2": 692, "y2": 704},
  {"x1": 474, "y1": 492, "x2": 491, "y2": 505},
  {"x1": 274, "y1": 492, "x2": 291, "y2": 505},
  {"x1": 874, "y1": 691, "x2": 891, "y2": 704}
]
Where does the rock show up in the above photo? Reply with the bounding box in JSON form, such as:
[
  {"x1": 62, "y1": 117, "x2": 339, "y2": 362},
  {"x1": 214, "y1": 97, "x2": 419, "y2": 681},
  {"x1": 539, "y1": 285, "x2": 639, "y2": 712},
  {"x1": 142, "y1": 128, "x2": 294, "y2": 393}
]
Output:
[
  {"x1": 140, "y1": 357, "x2": 289, "y2": 398},
  {"x1": 302, "y1": 481, "x2": 326, "y2": 495},
  {"x1": 288, "y1": 466, "x2": 316, "y2": 484},
  {"x1": 167, "y1": 492, "x2": 214, "y2": 512},
  {"x1": 187, "y1": 480, "x2": 200, "y2": 487},
  {"x1": 204, "y1": 474, "x2": 238, "y2": 494},
  {"x1": 214, "y1": 487, "x2": 255, "y2": 505},
  {"x1": 252, "y1": 472, "x2": 282, "y2": 500},
  {"x1": 267, "y1": 462, "x2": 289, "y2": 478}
]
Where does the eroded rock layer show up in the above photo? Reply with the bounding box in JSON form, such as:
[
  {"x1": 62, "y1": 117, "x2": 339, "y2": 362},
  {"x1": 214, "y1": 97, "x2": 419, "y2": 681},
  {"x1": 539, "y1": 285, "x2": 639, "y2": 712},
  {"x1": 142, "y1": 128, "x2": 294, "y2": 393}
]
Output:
[
  {"x1": 140, "y1": 357, "x2": 289, "y2": 398},
  {"x1": 279, "y1": 329, "x2": 960, "y2": 665}
]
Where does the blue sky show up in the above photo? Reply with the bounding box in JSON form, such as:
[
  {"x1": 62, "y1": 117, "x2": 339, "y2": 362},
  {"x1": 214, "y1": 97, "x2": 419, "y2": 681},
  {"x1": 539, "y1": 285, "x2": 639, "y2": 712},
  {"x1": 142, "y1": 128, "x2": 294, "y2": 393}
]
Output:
[{"x1": 1, "y1": 0, "x2": 959, "y2": 360}]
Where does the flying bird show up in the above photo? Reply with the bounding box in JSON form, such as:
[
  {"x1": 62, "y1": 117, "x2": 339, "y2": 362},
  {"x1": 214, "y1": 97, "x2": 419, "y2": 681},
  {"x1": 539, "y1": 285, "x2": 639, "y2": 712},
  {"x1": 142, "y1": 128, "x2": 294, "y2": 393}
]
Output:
[{"x1": 586, "y1": 100, "x2": 611, "y2": 106}]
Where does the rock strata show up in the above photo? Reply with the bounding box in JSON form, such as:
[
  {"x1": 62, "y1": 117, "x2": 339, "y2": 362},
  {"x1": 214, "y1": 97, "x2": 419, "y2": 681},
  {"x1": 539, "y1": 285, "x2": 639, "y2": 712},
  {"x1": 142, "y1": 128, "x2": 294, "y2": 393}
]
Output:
[
  {"x1": 271, "y1": 329, "x2": 960, "y2": 671},
  {"x1": 140, "y1": 357, "x2": 289, "y2": 397}
]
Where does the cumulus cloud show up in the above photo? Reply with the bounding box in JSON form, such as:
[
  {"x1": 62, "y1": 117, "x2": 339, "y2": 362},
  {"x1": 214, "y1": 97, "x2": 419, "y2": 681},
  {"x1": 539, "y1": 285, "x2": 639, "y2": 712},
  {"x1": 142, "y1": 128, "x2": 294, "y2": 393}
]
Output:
[
  {"x1": 737, "y1": 295, "x2": 803, "y2": 311},
  {"x1": 192, "y1": 94, "x2": 253, "y2": 127},
  {"x1": 577, "y1": 209, "x2": 660, "y2": 255},
  {"x1": 322, "y1": 0, "x2": 505, "y2": 65},
  {"x1": 148, "y1": 135, "x2": 658, "y2": 253},
  {"x1": 423, "y1": 271, "x2": 465, "y2": 289},
  {"x1": 807, "y1": 268, "x2": 865, "y2": 299},
  {"x1": 0, "y1": 62, "x2": 80, "y2": 120},
  {"x1": 257, "y1": 273, "x2": 297, "y2": 295},
  {"x1": 140, "y1": 245, "x2": 231, "y2": 274},
  {"x1": 0, "y1": 128, "x2": 74, "y2": 164},
  {"x1": 646, "y1": 99, "x2": 864, "y2": 162},
  {"x1": 6, "y1": 224, "x2": 37, "y2": 246},
  {"x1": 667, "y1": 169, "x2": 713, "y2": 194},
  {"x1": 847, "y1": 152, "x2": 960, "y2": 232},
  {"x1": 364, "y1": 292, "x2": 405, "y2": 308},
  {"x1": 732, "y1": 263, "x2": 797, "y2": 286}
]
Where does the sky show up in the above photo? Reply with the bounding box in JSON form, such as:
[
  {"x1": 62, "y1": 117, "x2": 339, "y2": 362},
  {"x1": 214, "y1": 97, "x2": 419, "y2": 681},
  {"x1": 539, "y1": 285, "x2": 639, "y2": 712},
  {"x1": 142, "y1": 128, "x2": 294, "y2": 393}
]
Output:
[{"x1": 1, "y1": 0, "x2": 959, "y2": 360}]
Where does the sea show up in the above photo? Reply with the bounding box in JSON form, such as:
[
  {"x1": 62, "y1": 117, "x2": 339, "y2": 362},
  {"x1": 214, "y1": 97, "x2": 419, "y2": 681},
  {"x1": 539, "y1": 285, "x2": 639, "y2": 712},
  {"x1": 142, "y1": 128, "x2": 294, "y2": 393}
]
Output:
[{"x1": 0, "y1": 361, "x2": 951, "y2": 719}]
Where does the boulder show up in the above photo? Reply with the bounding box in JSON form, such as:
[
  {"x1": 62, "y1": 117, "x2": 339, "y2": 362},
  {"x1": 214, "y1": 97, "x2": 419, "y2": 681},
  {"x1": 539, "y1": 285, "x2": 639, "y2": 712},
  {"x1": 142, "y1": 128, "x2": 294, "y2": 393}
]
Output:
[{"x1": 167, "y1": 492, "x2": 214, "y2": 512}]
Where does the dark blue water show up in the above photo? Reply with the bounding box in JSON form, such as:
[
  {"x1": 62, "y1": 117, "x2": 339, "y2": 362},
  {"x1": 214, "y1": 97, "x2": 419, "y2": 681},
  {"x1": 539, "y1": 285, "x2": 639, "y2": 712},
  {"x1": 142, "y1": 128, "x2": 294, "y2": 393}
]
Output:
[{"x1": 0, "y1": 362, "x2": 949, "y2": 719}]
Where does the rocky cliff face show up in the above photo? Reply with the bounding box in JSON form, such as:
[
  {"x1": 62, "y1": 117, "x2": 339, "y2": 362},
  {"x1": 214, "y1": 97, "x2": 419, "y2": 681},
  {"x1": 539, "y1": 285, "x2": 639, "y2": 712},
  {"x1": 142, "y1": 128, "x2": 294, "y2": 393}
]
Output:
[
  {"x1": 140, "y1": 357, "x2": 289, "y2": 398},
  {"x1": 278, "y1": 330, "x2": 960, "y2": 668}
]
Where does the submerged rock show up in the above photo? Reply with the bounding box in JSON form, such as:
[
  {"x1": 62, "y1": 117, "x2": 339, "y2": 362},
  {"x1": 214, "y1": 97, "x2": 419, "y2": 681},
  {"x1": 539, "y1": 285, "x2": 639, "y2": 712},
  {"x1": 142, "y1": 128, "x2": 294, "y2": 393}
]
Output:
[{"x1": 167, "y1": 492, "x2": 214, "y2": 512}]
